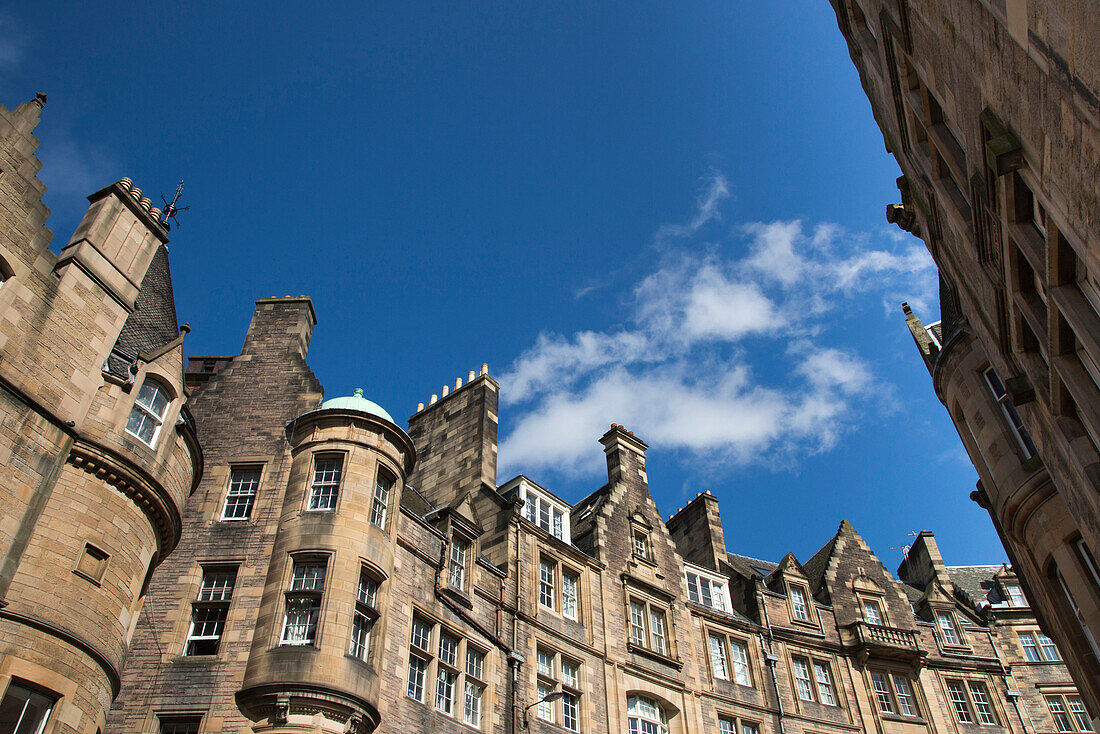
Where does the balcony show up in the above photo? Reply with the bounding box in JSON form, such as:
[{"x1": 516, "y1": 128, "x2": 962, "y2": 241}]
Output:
[{"x1": 844, "y1": 621, "x2": 926, "y2": 667}]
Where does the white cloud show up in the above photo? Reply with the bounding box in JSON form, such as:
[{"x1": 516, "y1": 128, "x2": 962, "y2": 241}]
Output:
[
  {"x1": 497, "y1": 173, "x2": 937, "y2": 481},
  {"x1": 0, "y1": 14, "x2": 27, "y2": 70}
]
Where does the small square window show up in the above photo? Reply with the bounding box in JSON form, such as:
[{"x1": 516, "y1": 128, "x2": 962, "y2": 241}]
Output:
[
  {"x1": 158, "y1": 715, "x2": 202, "y2": 734},
  {"x1": 75, "y1": 543, "x2": 109, "y2": 584}
]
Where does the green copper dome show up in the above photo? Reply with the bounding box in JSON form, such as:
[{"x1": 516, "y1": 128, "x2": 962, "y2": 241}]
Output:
[{"x1": 319, "y1": 388, "x2": 394, "y2": 424}]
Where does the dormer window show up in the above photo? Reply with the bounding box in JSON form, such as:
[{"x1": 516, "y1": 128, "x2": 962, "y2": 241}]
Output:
[
  {"x1": 788, "y1": 584, "x2": 811, "y2": 622},
  {"x1": 126, "y1": 378, "x2": 171, "y2": 446},
  {"x1": 685, "y1": 565, "x2": 730, "y2": 612},
  {"x1": 633, "y1": 529, "x2": 652, "y2": 561},
  {"x1": 1003, "y1": 582, "x2": 1027, "y2": 607},
  {"x1": 518, "y1": 483, "x2": 569, "y2": 541},
  {"x1": 936, "y1": 611, "x2": 964, "y2": 646},
  {"x1": 448, "y1": 535, "x2": 470, "y2": 591}
]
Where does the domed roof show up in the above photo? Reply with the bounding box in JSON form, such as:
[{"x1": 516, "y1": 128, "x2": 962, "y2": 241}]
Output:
[{"x1": 319, "y1": 388, "x2": 394, "y2": 424}]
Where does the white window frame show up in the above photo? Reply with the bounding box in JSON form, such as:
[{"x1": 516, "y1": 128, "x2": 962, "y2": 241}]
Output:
[
  {"x1": 448, "y1": 535, "x2": 470, "y2": 591},
  {"x1": 185, "y1": 566, "x2": 237, "y2": 656},
  {"x1": 1047, "y1": 694, "x2": 1093, "y2": 733},
  {"x1": 406, "y1": 615, "x2": 488, "y2": 729},
  {"x1": 307, "y1": 455, "x2": 343, "y2": 511},
  {"x1": 861, "y1": 596, "x2": 885, "y2": 625},
  {"x1": 788, "y1": 584, "x2": 811, "y2": 622},
  {"x1": 539, "y1": 555, "x2": 582, "y2": 622},
  {"x1": 534, "y1": 647, "x2": 582, "y2": 731},
  {"x1": 518, "y1": 482, "x2": 570, "y2": 542},
  {"x1": 370, "y1": 468, "x2": 393, "y2": 528},
  {"x1": 684, "y1": 564, "x2": 731, "y2": 612},
  {"x1": 627, "y1": 695, "x2": 666, "y2": 734},
  {"x1": 126, "y1": 378, "x2": 171, "y2": 446},
  {"x1": 1, "y1": 680, "x2": 57, "y2": 734},
  {"x1": 708, "y1": 630, "x2": 752, "y2": 687},
  {"x1": 349, "y1": 567, "x2": 380, "y2": 661},
  {"x1": 1002, "y1": 582, "x2": 1027, "y2": 607},
  {"x1": 936, "y1": 611, "x2": 964, "y2": 646},
  {"x1": 983, "y1": 367, "x2": 1037, "y2": 459},
  {"x1": 628, "y1": 597, "x2": 671, "y2": 656},
  {"x1": 221, "y1": 465, "x2": 261, "y2": 520},
  {"x1": 280, "y1": 557, "x2": 327, "y2": 645}
]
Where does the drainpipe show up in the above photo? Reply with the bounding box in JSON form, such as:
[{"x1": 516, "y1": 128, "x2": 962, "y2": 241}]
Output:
[
  {"x1": 511, "y1": 516, "x2": 525, "y2": 734},
  {"x1": 985, "y1": 627, "x2": 1034, "y2": 733},
  {"x1": 758, "y1": 583, "x2": 786, "y2": 734}
]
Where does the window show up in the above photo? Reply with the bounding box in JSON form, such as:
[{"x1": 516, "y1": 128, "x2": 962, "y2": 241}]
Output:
[
  {"x1": 627, "y1": 695, "x2": 666, "y2": 734},
  {"x1": 893, "y1": 675, "x2": 919, "y2": 717},
  {"x1": 186, "y1": 566, "x2": 237, "y2": 655},
  {"x1": 1003, "y1": 582, "x2": 1027, "y2": 607},
  {"x1": 984, "y1": 367, "x2": 1037, "y2": 459},
  {"x1": 708, "y1": 632, "x2": 751, "y2": 687},
  {"x1": 1020, "y1": 631, "x2": 1061, "y2": 661},
  {"x1": 871, "y1": 672, "x2": 895, "y2": 714},
  {"x1": 74, "y1": 543, "x2": 109, "y2": 584},
  {"x1": 370, "y1": 469, "x2": 393, "y2": 528},
  {"x1": 685, "y1": 568, "x2": 729, "y2": 611},
  {"x1": 448, "y1": 535, "x2": 469, "y2": 591},
  {"x1": 281, "y1": 558, "x2": 326, "y2": 645},
  {"x1": 562, "y1": 569, "x2": 579, "y2": 621},
  {"x1": 628, "y1": 598, "x2": 670, "y2": 655},
  {"x1": 788, "y1": 585, "x2": 810, "y2": 621},
  {"x1": 523, "y1": 489, "x2": 568, "y2": 541},
  {"x1": 937, "y1": 612, "x2": 963, "y2": 646},
  {"x1": 862, "y1": 597, "x2": 884, "y2": 625},
  {"x1": 632, "y1": 529, "x2": 652, "y2": 561},
  {"x1": 158, "y1": 716, "x2": 202, "y2": 734},
  {"x1": 0, "y1": 681, "x2": 56, "y2": 734},
  {"x1": 221, "y1": 466, "x2": 261, "y2": 520},
  {"x1": 126, "y1": 378, "x2": 170, "y2": 446},
  {"x1": 539, "y1": 556, "x2": 582, "y2": 621},
  {"x1": 535, "y1": 647, "x2": 582, "y2": 731},
  {"x1": 406, "y1": 616, "x2": 488, "y2": 728},
  {"x1": 307, "y1": 456, "x2": 342, "y2": 511},
  {"x1": 1047, "y1": 695, "x2": 1093, "y2": 732},
  {"x1": 945, "y1": 680, "x2": 974, "y2": 723},
  {"x1": 349, "y1": 567, "x2": 380, "y2": 661},
  {"x1": 792, "y1": 656, "x2": 837, "y2": 705},
  {"x1": 719, "y1": 716, "x2": 760, "y2": 734},
  {"x1": 968, "y1": 681, "x2": 997, "y2": 725}
]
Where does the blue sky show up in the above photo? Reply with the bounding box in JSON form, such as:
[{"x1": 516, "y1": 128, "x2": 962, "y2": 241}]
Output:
[{"x1": 4, "y1": 2, "x2": 1004, "y2": 568}]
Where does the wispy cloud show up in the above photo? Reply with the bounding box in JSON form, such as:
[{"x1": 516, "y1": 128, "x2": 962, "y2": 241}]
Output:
[
  {"x1": 0, "y1": 14, "x2": 27, "y2": 70},
  {"x1": 497, "y1": 172, "x2": 935, "y2": 479}
]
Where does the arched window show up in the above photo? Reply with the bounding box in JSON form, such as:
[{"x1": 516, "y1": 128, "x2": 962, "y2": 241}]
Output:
[
  {"x1": 126, "y1": 378, "x2": 171, "y2": 446},
  {"x1": 627, "y1": 695, "x2": 667, "y2": 734}
]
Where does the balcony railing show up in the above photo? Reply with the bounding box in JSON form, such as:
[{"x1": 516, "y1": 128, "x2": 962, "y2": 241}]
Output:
[{"x1": 845, "y1": 621, "x2": 926, "y2": 667}]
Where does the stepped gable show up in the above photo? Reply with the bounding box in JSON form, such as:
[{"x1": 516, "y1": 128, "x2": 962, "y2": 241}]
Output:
[{"x1": 104, "y1": 244, "x2": 181, "y2": 378}]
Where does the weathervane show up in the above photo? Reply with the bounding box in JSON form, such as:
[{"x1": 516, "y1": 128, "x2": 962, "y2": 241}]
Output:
[{"x1": 159, "y1": 181, "x2": 190, "y2": 231}]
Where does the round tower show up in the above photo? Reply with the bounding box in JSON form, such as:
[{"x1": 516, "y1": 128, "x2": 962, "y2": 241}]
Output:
[{"x1": 236, "y1": 389, "x2": 415, "y2": 734}]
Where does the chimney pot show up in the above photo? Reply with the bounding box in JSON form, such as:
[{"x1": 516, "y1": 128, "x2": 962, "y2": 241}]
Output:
[
  {"x1": 468, "y1": 370, "x2": 476, "y2": 381},
  {"x1": 442, "y1": 385, "x2": 449, "y2": 397},
  {"x1": 480, "y1": 363, "x2": 488, "y2": 376},
  {"x1": 430, "y1": 394, "x2": 438, "y2": 405},
  {"x1": 455, "y1": 378, "x2": 462, "y2": 390},
  {"x1": 417, "y1": 402, "x2": 424, "y2": 412}
]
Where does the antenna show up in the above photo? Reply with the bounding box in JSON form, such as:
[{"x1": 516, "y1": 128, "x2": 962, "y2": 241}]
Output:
[{"x1": 159, "y1": 181, "x2": 190, "y2": 231}]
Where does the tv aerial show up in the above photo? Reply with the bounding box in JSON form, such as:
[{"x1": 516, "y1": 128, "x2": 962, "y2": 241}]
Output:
[{"x1": 159, "y1": 181, "x2": 190, "y2": 231}]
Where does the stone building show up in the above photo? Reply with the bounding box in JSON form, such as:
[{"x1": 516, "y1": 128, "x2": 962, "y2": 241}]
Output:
[
  {"x1": 0, "y1": 93, "x2": 1091, "y2": 734},
  {"x1": 824, "y1": 0, "x2": 1100, "y2": 720},
  {"x1": 0, "y1": 95, "x2": 201, "y2": 734}
]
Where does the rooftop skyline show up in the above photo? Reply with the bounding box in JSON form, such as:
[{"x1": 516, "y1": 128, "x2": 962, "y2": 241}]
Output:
[{"x1": 3, "y1": 1, "x2": 1002, "y2": 567}]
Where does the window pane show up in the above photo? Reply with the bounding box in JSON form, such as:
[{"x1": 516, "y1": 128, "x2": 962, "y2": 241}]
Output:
[
  {"x1": 793, "y1": 658, "x2": 814, "y2": 701},
  {"x1": 937, "y1": 613, "x2": 962, "y2": 645},
  {"x1": 407, "y1": 655, "x2": 426, "y2": 701},
  {"x1": 742, "y1": 724, "x2": 760, "y2": 734},
  {"x1": 223, "y1": 467, "x2": 260, "y2": 519},
  {"x1": 540, "y1": 560, "x2": 556, "y2": 608},
  {"x1": 560, "y1": 659, "x2": 579, "y2": 688},
  {"x1": 449, "y1": 537, "x2": 468, "y2": 589},
  {"x1": 435, "y1": 668, "x2": 456, "y2": 714},
  {"x1": 629, "y1": 602, "x2": 646, "y2": 646},
  {"x1": 198, "y1": 569, "x2": 237, "y2": 601},
  {"x1": 813, "y1": 661, "x2": 836, "y2": 705},
  {"x1": 687, "y1": 574, "x2": 700, "y2": 604},
  {"x1": 537, "y1": 648, "x2": 553, "y2": 677},
  {"x1": 552, "y1": 508, "x2": 563, "y2": 540},
  {"x1": 357, "y1": 572, "x2": 378, "y2": 607},
  {"x1": 439, "y1": 633, "x2": 459, "y2": 667},
  {"x1": 370, "y1": 472, "x2": 392, "y2": 527},
  {"x1": 464, "y1": 681, "x2": 483, "y2": 728},
  {"x1": 1019, "y1": 632, "x2": 1042, "y2": 661},
  {"x1": 718, "y1": 720, "x2": 736, "y2": 734},
  {"x1": 159, "y1": 718, "x2": 201, "y2": 734},
  {"x1": 562, "y1": 570, "x2": 579, "y2": 621},
  {"x1": 1037, "y1": 633, "x2": 1061, "y2": 661},
  {"x1": 281, "y1": 597, "x2": 319, "y2": 644},
  {"x1": 649, "y1": 609, "x2": 667, "y2": 654},
  {"x1": 467, "y1": 648, "x2": 485, "y2": 680},
  {"x1": 863, "y1": 599, "x2": 883, "y2": 625},
  {"x1": 893, "y1": 675, "x2": 918, "y2": 717},
  {"x1": 946, "y1": 681, "x2": 973, "y2": 723},
  {"x1": 290, "y1": 562, "x2": 325, "y2": 591},
  {"x1": 1068, "y1": 696, "x2": 1092, "y2": 732},
  {"x1": 562, "y1": 691, "x2": 578, "y2": 731},
  {"x1": 309, "y1": 457, "x2": 342, "y2": 510},
  {"x1": 1049, "y1": 697, "x2": 1074, "y2": 732},
  {"x1": 410, "y1": 618, "x2": 431, "y2": 651},
  {"x1": 790, "y1": 586, "x2": 809, "y2": 620},
  {"x1": 730, "y1": 639, "x2": 751, "y2": 686},
  {"x1": 537, "y1": 682, "x2": 553, "y2": 722},
  {"x1": 709, "y1": 634, "x2": 729, "y2": 679},
  {"x1": 870, "y1": 672, "x2": 894, "y2": 713},
  {"x1": 968, "y1": 682, "x2": 996, "y2": 725},
  {"x1": 0, "y1": 683, "x2": 56, "y2": 734},
  {"x1": 349, "y1": 610, "x2": 372, "y2": 660}
]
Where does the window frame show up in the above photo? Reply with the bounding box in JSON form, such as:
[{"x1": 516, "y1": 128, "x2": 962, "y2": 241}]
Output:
[
  {"x1": 522, "y1": 486, "x2": 570, "y2": 541},
  {"x1": 538, "y1": 553, "x2": 582, "y2": 623},
  {"x1": 1046, "y1": 694, "x2": 1093, "y2": 733},
  {"x1": 1019, "y1": 630, "x2": 1062, "y2": 661},
  {"x1": 1002, "y1": 581, "x2": 1027, "y2": 607},
  {"x1": 787, "y1": 583, "x2": 813, "y2": 623},
  {"x1": 349, "y1": 565, "x2": 381, "y2": 662},
  {"x1": 860, "y1": 596, "x2": 886, "y2": 626},
  {"x1": 220, "y1": 465, "x2": 262, "y2": 521},
  {"x1": 370, "y1": 466, "x2": 395, "y2": 529},
  {"x1": 126, "y1": 377, "x2": 172, "y2": 447},
  {"x1": 185, "y1": 565, "x2": 238, "y2": 656},
  {"x1": 306, "y1": 454, "x2": 344, "y2": 512},
  {"x1": 707, "y1": 629, "x2": 753, "y2": 687},
  {"x1": 684, "y1": 564, "x2": 731, "y2": 612},
  {"x1": 627, "y1": 597, "x2": 672, "y2": 657},
  {"x1": 448, "y1": 533, "x2": 471, "y2": 593},
  {"x1": 405, "y1": 614, "x2": 489, "y2": 729},
  {"x1": 944, "y1": 678, "x2": 1000, "y2": 725},
  {"x1": 983, "y1": 366, "x2": 1037, "y2": 459},
  {"x1": 719, "y1": 714, "x2": 761, "y2": 734},
  {"x1": 280, "y1": 555, "x2": 328, "y2": 646},
  {"x1": 0, "y1": 679, "x2": 57, "y2": 734},
  {"x1": 790, "y1": 655, "x2": 838, "y2": 706},
  {"x1": 157, "y1": 714, "x2": 204, "y2": 734},
  {"x1": 534, "y1": 646, "x2": 582, "y2": 731},
  {"x1": 935, "y1": 610, "x2": 965, "y2": 647},
  {"x1": 627, "y1": 695, "x2": 667, "y2": 734}
]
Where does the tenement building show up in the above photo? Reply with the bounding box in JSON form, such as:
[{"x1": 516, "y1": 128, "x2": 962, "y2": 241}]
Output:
[
  {"x1": 825, "y1": 0, "x2": 1100, "y2": 722},
  {"x1": 0, "y1": 94, "x2": 1093, "y2": 734}
]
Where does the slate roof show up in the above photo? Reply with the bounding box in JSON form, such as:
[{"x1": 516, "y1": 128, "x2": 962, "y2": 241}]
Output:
[
  {"x1": 104, "y1": 244, "x2": 180, "y2": 378},
  {"x1": 802, "y1": 534, "x2": 840, "y2": 594},
  {"x1": 400, "y1": 482, "x2": 436, "y2": 517},
  {"x1": 946, "y1": 565, "x2": 1004, "y2": 610},
  {"x1": 726, "y1": 552, "x2": 778, "y2": 578}
]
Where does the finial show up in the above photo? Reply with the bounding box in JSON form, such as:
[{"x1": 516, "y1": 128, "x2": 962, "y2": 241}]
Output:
[
  {"x1": 353, "y1": 388, "x2": 364, "y2": 398},
  {"x1": 34, "y1": 92, "x2": 47, "y2": 107},
  {"x1": 159, "y1": 181, "x2": 190, "y2": 231}
]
